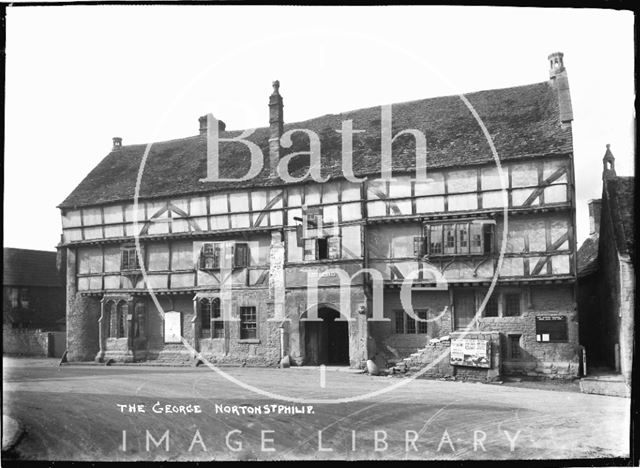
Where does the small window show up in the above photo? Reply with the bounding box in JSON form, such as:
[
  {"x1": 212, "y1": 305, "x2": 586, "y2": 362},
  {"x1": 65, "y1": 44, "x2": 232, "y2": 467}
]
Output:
[
  {"x1": 105, "y1": 301, "x2": 115, "y2": 338},
  {"x1": 504, "y1": 294, "x2": 521, "y2": 317},
  {"x1": 394, "y1": 311, "x2": 404, "y2": 333},
  {"x1": 483, "y1": 224, "x2": 494, "y2": 254},
  {"x1": 121, "y1": 246, "x2": 140, "y2": 270},
  {"x1": 470, "y1": 223, "x2": 483, "y2": 254},
  {"x1": 212, "y1": 298, "x2": 224, "y2": 338},
  {"x1": 417, "y1": 309, "x2": 428, "y2": 334},
  {"x1": 133, "y1": 302, "x2": 145, "y2": 338},
  {"x1": 19, "y1": 287, "x2": 30, "y2": 309},
  {"x1": 429, "y1": 225, "x2": 443, "y2": 254},
  {"x1": 240, "y1": 306, "x2": 257, "y2": 339},
  {"x1": 200, "y1": 298, "x2": 211, "y2": 338},
  {"x1": 406, "y1": 314, "x2": 416, "y2": 334},
  {"x1": 199, "y1": 298, "x2": 224, "y2": 338},
  {"x1": 200, "y1": 243, "x2": 221, "y2": 270},
  {"x1": 113, "y1": 301, "x2": 128, "y2": 338},
  {"x1": 394, "y1": 310, "x2": 428, "y2": 334},
  {"x1": 316, "y1": 238, "x2": 329, "y2": 260},
  {"x1": 484, "y1": 296, "x2": 499, "y2": 317},
  {"x1": 508, "y1": 334, "x2": 522, "y2": 359},
  {"x1": 233, "y1": 243, "x2": 250, "y2": 268},
  {"x1": 457, "y1": 224, "x2": 469, "y2": 254},
  {"x1": 444, "y1": 224, "x2": 456, "y2": 253}
]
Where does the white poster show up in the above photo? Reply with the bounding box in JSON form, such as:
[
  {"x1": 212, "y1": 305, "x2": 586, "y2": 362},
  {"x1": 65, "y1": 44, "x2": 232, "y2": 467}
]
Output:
[{"x1": 164, "y1": 311, "x2": 182, "y2": 344}]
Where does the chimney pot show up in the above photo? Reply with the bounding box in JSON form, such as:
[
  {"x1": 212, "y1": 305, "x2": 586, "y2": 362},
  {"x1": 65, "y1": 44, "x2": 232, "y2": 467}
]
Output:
[
  {"x1": 112, "y1": 137, "x2": 122, "y2": 150},
  {"x1": 199, "y1": 115, "x2": 226, "y2": 135},
  {"x1": 547, "y1": 51, "x2": 573, "y2": 124},
  {"x1": 269, "y1": 79, "x2": 284, "y2": 178}
]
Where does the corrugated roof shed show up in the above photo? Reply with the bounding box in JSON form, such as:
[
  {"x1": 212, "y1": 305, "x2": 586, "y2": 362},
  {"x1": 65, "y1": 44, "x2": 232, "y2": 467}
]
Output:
[
  {"x1": 3, "y1": 248, "x2": 62, "y2": 288},
  {"x1": 59, "y1": 80, "x2": 572, "y2": 209}
]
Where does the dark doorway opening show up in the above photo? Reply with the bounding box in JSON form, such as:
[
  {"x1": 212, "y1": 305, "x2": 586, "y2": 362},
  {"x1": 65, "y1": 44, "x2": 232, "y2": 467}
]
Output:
[{"x1": 304, "y1": 307, "x2": 349, "y2": 365}]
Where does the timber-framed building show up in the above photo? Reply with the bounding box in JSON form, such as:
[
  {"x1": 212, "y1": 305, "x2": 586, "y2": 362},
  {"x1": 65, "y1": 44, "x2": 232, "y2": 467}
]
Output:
[{"x1": 59, "y1": 52, "x2": 581, "y2": 378}]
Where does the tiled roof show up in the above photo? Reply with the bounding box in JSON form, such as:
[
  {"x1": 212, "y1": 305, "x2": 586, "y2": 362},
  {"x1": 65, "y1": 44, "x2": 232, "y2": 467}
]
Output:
[
  {"x1": 3, "y1": 248, "x2": 62, "y2": 288},
  {"x1": 577, "y1": 235, "x2": 599, "y2": 277},
  {"x1": 59, "y1": 80, "x2": 572, "y2": 209},
  {"x1": 605, "y1": 176, "x2": 634, "y2": 260}
]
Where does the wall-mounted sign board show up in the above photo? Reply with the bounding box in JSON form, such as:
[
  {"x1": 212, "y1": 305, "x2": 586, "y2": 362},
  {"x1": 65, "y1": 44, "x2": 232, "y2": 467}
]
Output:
[
  {"x1": 450, "y1": 338, "x2": 490, "y2": 368},
  {"x1": 164, "y1": 311, "x2": 182, "y2": 343},
  {"x1": 535, "y1": 315, "x2": 567, "y2": 342}
]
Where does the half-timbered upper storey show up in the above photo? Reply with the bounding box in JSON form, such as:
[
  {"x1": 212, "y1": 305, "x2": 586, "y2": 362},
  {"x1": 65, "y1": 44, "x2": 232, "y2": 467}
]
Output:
[{"x1": 59, "y1": 54, "x2": 576, "y2": 292}]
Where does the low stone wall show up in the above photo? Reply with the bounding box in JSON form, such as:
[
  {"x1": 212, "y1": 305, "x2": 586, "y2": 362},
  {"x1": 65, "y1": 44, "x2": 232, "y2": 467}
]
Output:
[
  {"x1": 503, "y1": 359, "x2": 580, "y2": 379},
  {"x1": 3, "y1": 326, "x2": 50, "y2": 357},
  {"x1": 406, "y1": 341, "x2": 454, "y2": 378}
]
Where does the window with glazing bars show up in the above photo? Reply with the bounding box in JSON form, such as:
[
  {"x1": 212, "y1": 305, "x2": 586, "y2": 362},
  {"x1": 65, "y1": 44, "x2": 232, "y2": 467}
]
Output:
[{"x1": 240, "y1": 306, "x2": 257, "y2": 339}]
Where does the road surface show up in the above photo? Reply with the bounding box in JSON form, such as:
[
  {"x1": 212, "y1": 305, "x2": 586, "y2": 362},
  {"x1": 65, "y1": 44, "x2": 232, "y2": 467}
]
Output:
[{"x1": 2, "y1": 358, "x2": 630, "y2": 461}]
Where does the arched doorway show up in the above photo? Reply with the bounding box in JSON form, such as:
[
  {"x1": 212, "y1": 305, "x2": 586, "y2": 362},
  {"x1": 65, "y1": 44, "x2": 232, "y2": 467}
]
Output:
[{"x1": 304, "y1": 307, "x2": 349, "y2": 365}]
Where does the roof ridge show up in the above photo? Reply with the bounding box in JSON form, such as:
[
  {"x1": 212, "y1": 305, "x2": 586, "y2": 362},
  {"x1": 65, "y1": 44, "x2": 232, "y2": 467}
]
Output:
[{"x1": 117, "y1": 80, "x2": 552, "y2": 150}]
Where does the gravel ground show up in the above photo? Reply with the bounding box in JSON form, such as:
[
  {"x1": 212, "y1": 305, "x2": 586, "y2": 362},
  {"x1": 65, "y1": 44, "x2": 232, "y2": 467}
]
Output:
[{"x1": 2, "y1": 357, "x2": 630, "y2": 462}]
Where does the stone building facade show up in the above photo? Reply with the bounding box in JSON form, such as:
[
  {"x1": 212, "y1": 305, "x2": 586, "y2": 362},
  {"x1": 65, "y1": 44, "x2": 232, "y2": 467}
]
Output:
[
  {"x1": 577, "y1": 146, "x2": 634, "y2": 387},
  {"x1": 59, "y1": 52, "x2": 582, "y2": 378}
]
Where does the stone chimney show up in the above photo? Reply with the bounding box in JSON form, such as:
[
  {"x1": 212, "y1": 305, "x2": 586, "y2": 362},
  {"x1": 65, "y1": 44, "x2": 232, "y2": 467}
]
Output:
[
  {"x1": 602, "y1": 144, "x2": 617, "y2": 179},
  {"x1": 588, "y1": 199, "x2": 602, "y2": 236},
  {"x1": 199, "y1": 115, "x2": 226, "y2": 135},
  {"x1": 112, "y1": 137, "x2": 122, "y2": 150},
  {"x1": 548, "y1": 52, "x2": 573, "y2": 124},
  {"x1": 269, "y1": 80, "x2": 284, "y2": 177}
]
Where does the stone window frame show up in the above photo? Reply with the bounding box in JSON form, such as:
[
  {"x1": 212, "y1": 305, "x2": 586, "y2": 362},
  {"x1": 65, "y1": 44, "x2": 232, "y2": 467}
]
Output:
[
  {"x1": 104, "y1": 299, "x2": 129, "y2": 339},
  {"x1": 198, "y1": 296, "x2": 224, "y2": 339},
  {"x1": 507, "y1": 333, "x2": 523, "y2": 360},
  {"x1": 475, "y1": 288, "x2": 523, "y2": 318},
  {"x1": 239, "y1": 306, "x2": 257, "y2": 339},
  {"x1": 393, "y1": 309, "x2": 429, "y2": 335}
]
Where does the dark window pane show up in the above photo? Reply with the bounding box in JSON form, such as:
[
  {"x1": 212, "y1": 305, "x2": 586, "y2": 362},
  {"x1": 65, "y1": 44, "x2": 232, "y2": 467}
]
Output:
[
  {"x1": 484, "y1": 295, "x2": 499, "y2": 317},
  {"x1": 406, "y1": 315, "x2": 416, "y2": 334},
  {"x1": 212, "y1": 298, "x2": 224, "y2": 338},
  {"x1": 200, "y1": 298, "x2": 211, "y2": 338},
  {"x1": 504, "y1": 294, "x2": 521, "y2": 317},
  {"x1": 316, "y1": 238, "x2": 329, "y2": 260},
  {"x1": 417, "y1": 309, "x2": 428, "y2": 334},
  {"x1": 394, "y1": 311, "x2": 404, "y2": 333}
]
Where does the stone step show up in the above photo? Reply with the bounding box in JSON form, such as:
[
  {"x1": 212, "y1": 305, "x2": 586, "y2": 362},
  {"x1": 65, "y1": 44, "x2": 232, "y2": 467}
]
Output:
[{"x1": 580, "y1": 376, "x2": 630, "y2": 398}]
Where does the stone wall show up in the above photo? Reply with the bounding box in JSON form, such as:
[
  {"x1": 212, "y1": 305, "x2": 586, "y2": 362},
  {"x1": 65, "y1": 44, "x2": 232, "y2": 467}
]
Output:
[
  {"x1": 477, "y1": 284, "x2": 580, "y2": 379},
  {"x1": 370, "y1": 290, "x2": 451, "y2": 359},
  {"x1": 66, "y1": 248, "x2": 100, "y2": 361},
  {"x1": 2, "y1": 326, "x2": 65, "y2": 357}
]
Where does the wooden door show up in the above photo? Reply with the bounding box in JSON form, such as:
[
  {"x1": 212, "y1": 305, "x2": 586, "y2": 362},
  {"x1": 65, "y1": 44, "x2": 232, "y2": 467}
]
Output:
[{"x1": 454, "y1": 290, "x2": 476, "y2": 330}]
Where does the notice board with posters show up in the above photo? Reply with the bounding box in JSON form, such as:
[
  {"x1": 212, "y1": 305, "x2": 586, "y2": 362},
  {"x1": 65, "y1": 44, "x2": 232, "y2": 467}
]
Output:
[
  {"x1": 164, "y1": 311, "x2": 182, "y2": 344},
  {"x1": 535, "y1": 315, "x2": 568, "y2": 342},
  {"x1": 450, "y1": 338, "x2": 491, "y2": 368}
]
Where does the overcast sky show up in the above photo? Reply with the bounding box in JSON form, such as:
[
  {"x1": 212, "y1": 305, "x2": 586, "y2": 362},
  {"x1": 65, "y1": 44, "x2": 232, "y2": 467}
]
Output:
[{"x1": 3, "y1": 6, "x2": 635, "y2": 252}]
